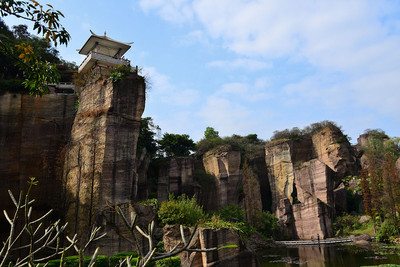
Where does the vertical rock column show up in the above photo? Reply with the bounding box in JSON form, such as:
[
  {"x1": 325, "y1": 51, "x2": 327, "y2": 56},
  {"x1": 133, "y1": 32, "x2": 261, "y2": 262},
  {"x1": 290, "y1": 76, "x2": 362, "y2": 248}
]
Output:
[
  {"x1": 63, "y1": 72, "x2": 145, "y2": 244},
  {"x1": 265, "y1": 140, "x2": 295, "y2": 212},
  {"x1": 203, "y1": 150, "x2": 241, "y2": 208}
]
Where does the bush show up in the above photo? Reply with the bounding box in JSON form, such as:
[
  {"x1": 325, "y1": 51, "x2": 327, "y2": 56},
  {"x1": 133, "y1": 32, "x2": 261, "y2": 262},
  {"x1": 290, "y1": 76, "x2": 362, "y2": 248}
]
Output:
[
  {"x1": 158, "y1": 194, "x2": 205, "y2": 226},
  {"x1": 155, "y1": 256, "x2": 181, "y2": 267},
  {"x1": 109, "y1": 252, "x2": 138, "y2": 267},
  {"x1": 270, "y1": 120, "x2": 341, "y2": 141},
  {"x1": 252, "y1": 211, "x2": 281, "y2": 239},
  {"x1": 377, "y1": 219, "x2": 399, "y2": 243},
  {"x1": 334, "y1": 213, "x2": 361, "y2": 236},
  {"x1": 40, "y1": 255, "x2": 108, "y2": 267},
  {"x1": 217, "y1": 204, "x2": 245, "y2": 222},
  {"x1": 200, "y1": 214, "x2": 248, "y2": 235}
]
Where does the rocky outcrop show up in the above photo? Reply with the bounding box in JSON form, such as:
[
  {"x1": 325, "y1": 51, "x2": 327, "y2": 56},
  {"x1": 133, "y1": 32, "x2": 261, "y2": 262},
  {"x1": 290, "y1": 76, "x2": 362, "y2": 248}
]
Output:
[
  {"x1": 265, "y1": 140, "x2": 295, "y2": 211},
  {"x1": 203, "y1": 149, "x2": 242, "y2": 209},
  {"x1": 0, "y1": 93, "x2": 76, "y2": 239},
  {"x1": 266, "y1": 126, "x2": 357, "y2": 239},
  {"x1": 156, "y1": 157, "x2": 196, "y2": 202},
  {"x1": 312, "y1": 127, "x2": 357, "y2": 177},
  {"x1": 62, "y1": 71, "x2": 145, "y2": 250},
  {"x1": 242, "y1": 164, "x2": 263, "y2": 225}
]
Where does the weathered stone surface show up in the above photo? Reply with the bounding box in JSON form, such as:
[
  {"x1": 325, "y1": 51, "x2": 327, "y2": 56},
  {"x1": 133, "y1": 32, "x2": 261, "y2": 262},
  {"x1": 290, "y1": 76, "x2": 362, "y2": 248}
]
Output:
[
  {"x1": 242, "y1": 165, "x2": 263, "y2": 225},
  {"x1": 265, "y1": 140, "x2": 295, "y2": 210},
  {"x1": 203, "y1": 150, "x2": 241, "y2": 208},
  {"x1": 333, "y1": 183, "x2": 347, "y2": 214},
  {"x1": 265, "y1": 126, "x2": 359, "y2": 239},
  {"x1": 62, "y1": 72, "x2": 145, "y2": 250},
  {"x1": 0, "y1": 93, "x2": 76, "y2": 239},
  {"x1": 312, "y1": 127, "x2": 357, "y2": 178},
  {"x1": 247, "y1": 155, "x2": 272, "y2": 212},
  {"x1": 294, "y1": 159, "x2": 336, "y2": 205},
  {"x1": 292, "y1": 196, "x2": 333, "y2": 239},
  {"x1": 354, "y1": 234, "x2": 372, "y2": 242},
  {"x1": 156, "y1": 157, "x2": 196, "y2": 202},
  {"x1": 136, "y1": 149, "x2": 152, "y2": 200},
  {"x1": 276, "y1": 198, "x2": 297, "y2": 238}
]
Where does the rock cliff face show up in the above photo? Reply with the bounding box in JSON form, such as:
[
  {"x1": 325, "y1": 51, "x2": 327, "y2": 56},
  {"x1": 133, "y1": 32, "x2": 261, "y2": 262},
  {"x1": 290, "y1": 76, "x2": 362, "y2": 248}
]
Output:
[
  {"x1": 266, "y1": 126, "x2": 357, "y2": 239},
  {"x1": 202, "y1": 149, "x2": 242, "y2": 209},
  {"x1": 62, "y1": 71, "x2": 145, "y2": 251},
  {"x1": 0, "y1": 93, "x2": 76, "y2": 239},
  {"x1": 157, "y1": 157, "x2": 196, "y2": 202}
]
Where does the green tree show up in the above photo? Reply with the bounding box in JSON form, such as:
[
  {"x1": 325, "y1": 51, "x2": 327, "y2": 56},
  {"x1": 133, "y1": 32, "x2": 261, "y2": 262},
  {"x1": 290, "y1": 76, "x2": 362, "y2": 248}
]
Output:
[
  {"x1": 204, "y1": 127, "x2": 219, "y2": 139},
  {"x1": 158, "y1": 133, "x2": 196, "y2": 157},
  {"x1": 0, "y1": 0, "x2": 70, "y2": 96},
  {"x1": 137, "y1": 117, "x2": 160, "y2": 157}
]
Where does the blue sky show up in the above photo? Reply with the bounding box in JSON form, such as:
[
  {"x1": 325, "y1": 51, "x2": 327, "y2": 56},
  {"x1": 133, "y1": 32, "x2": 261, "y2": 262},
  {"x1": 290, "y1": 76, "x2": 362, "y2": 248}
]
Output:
[{"x1": 4, "y1": 0, "x2": 400, "y2": 142}]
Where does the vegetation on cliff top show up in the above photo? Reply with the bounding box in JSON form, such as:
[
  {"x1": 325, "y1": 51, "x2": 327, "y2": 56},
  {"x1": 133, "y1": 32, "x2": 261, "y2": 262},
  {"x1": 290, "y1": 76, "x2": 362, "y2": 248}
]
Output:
[{"x1": 269, "y1": 120, "x2": 346, "y2": 142}]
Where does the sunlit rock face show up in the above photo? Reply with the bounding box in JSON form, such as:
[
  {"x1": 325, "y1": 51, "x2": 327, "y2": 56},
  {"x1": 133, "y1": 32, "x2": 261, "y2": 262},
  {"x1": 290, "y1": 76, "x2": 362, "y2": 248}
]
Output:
[
  {"x1": 0, "y1": 93, "x2": 76, "y2": 241},
  {"x1": 265, "y1": 126, "x2": 357, "y2": 239},
  {"x1": 203, "y1": 149, "x2": 242, "y2": 208},
  {"x1": 62, "y1": 71, "x2": 145, "y2": 251},
  {"x1": 312, "y1": 127, "x2": 358, "y2": 178}
]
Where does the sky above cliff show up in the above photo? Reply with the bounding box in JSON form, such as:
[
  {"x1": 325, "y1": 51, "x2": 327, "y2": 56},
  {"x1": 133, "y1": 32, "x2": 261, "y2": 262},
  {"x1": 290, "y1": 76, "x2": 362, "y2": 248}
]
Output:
[{"x1": 4, "y1": 0, "x2": 400, "y2": 142}]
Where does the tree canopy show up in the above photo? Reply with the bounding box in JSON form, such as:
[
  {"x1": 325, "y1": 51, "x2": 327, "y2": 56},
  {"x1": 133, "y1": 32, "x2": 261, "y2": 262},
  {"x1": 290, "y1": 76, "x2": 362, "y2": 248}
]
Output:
[
  {"x1": 204, "y1": 127, "x2": 219, "y2": 139},
  {"x1": 158, "y1": 133, "x2": 196, "y2": 157},
  {"x1": 0, "y1": 0, "x2": 70, "y2": 96},
  {"x1": 137, "y1": 117, "x2": 160, "y2": 157}
]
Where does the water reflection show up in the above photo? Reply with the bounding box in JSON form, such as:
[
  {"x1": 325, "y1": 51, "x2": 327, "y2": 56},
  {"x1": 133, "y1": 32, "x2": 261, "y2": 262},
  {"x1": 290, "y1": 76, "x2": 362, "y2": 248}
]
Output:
[{"x1": 259, "y1": 245, "x2": 400, "y2": 267}]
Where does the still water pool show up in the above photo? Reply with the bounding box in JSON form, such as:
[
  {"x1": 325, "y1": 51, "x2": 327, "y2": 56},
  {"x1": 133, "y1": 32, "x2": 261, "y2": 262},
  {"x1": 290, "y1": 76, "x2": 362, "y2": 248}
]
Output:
[{"x1": 258, "y1": 245, "x2": 400, "y2": 267}]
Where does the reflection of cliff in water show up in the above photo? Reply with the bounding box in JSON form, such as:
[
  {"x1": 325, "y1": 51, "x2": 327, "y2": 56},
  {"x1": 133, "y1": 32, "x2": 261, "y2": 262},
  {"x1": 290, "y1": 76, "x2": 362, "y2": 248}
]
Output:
[{"x1": 259, "y1": 245, "x2": 400, "y2": 267}]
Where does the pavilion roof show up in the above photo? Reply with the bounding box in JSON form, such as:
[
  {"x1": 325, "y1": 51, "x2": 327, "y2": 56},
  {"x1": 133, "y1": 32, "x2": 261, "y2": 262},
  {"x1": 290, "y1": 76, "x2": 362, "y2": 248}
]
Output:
[{"x1": 79, "y1": 31, "x2": 132, "y2": 57}]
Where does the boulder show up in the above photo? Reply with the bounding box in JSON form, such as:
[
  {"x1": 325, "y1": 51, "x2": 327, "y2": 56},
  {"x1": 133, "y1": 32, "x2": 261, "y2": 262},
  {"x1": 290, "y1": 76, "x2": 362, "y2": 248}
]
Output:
[
  {"x1": 354, "y1": 234, "x2": 372, "y2": 242},
  {"x1": 359, "y1": 215, "x2": 370, "y2": 224}
]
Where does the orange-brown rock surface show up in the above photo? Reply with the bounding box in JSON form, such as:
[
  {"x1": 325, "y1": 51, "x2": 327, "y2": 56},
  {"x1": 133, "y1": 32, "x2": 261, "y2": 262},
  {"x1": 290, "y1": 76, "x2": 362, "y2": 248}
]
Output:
[
  {"x1": 203, "y1": 149, "x2": 242, "y2": 208},
  {"x1": 266, "y1": 126, "x2": 357, "y2": 239},
  {"x1": 0, "y1": 92, "x2": 76, "y2": 240},
  {"x1": 62, "y1": 71, "x2": 145, "y2": 250}
]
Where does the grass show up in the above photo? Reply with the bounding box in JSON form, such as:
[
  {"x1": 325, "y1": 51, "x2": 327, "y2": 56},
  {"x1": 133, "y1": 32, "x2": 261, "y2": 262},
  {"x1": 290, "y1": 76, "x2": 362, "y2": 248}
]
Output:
[{"x1": 351, "y1": 220, "x2": 376, "y2": 236}]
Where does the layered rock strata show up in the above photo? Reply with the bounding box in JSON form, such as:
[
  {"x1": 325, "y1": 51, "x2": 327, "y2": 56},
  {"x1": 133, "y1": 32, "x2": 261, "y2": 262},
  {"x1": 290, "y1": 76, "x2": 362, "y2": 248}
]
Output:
[
  {"x1": 203, "y1": 150, "x2": 242, "y2": 209},
  {"x1": 266, "y1": 126, "x2": 357, "y2": 239},
  {"x1": 62, "y1": 72, "x2": 145, "y2": 250},
  {"x1": 0, "y1": 93, "x2": 76, "y2": 239}
]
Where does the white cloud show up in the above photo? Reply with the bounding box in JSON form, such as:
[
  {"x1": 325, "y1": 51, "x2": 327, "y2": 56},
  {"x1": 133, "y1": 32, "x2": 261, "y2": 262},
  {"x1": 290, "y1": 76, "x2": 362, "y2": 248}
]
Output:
[
  {"x1": 198, "y1": 95, "x2": 252, "y2": 136},
  {"x1": 142, "y1": 67, "x2": 200, "y2": 106},
  {"x1": 139, "y1": 0, "x2": 193, "y2": 23},
  {"x1": 138, "y1": 0, "x2": 400, "y2": 138},
  {"x1": 207, "y1": 58, "x2": 272, "y2": 71},
  {"x1": 179, "y1": 30, "x2": 211, "y2": 46}
]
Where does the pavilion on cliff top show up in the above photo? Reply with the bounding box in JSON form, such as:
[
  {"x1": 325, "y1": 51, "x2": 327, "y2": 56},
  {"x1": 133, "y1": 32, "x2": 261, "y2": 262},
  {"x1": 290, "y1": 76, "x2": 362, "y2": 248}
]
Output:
[{"x1": 78, "y1": 31, "x2": 132, "y2": 73}]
